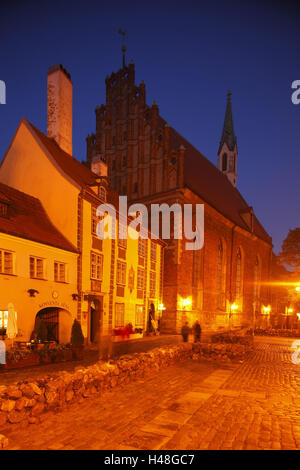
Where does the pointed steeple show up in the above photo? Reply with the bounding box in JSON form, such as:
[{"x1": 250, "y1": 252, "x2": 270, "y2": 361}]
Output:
[
  {"x1": 218, "y1": 91, "x2": 237, "y2": 155},
  {"x1": 217, "y1": 91, "x2": 238, "y2": 187}
]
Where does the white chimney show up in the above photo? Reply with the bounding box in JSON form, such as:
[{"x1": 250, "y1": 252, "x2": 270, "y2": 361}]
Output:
[{"x1": 47, "y1": 64, "x2": 72, "y2": 155}]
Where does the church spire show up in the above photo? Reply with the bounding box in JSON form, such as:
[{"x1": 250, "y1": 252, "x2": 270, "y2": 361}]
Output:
[
  {"x1": 218, "y1": 91, "x2": 236, "y2": 154},
  {"x1": 218, "y1": 91, "x2": 238, "y2": 187}
]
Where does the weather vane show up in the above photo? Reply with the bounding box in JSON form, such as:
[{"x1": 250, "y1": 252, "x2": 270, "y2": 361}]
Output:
[{"x1": 118, "y1": 28, "x2": 127, "y2": 67}]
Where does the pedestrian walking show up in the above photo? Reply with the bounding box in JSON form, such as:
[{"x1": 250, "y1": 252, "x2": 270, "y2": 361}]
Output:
[
  {"x1": 181, "y1": 321, "x2": 190, "y2": 342},
  {"x1": 193, "y1": 320, "x2": 201, "y2": 343}
]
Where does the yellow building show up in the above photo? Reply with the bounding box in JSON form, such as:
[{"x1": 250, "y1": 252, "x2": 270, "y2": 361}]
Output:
[
  {"x1": 0, "y1": 64, "x2": 164, "y2": 345},
  {"x1": 0, "y1": 182, "x2": 78, "y2": 345}
]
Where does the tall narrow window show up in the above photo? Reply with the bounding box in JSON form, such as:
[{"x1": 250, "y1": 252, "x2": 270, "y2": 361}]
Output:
[
  {"x1": 137, "y1": 268, "x2": 145, "y2": 290},
  {"x1": 150, "y1": 271, "x2": 156, "y2": 298},
  {"x1": 116, "y1": 260, "x2": 126, "y2": 286},
  {"x1": 253, "y1": 256, "x2": 260, "y2": 301},
  {"x1": 90, "y1": 252, "x2": 103, "y2": 280},
  {"x1": 235, "y1": 248, "x2": 243, "y2": 303},
  {"x1": 222, "y1": 153, "x2": 228, "y2": 171},
  {"x1": 54, "y1": 262, "x2": 66, "y2": 283},
  {"x1": 135, "y1": 305, "x2": 144, "y2": 327},
  {"x1": 217, "y1": 240, "x2": 226, "y2": 309},
  {"x1": 115, "y1": 303, "x2": 125, "y2": 328},
  {"x1": 118, "y1": 222, "x2": 127, "y2": 249}
]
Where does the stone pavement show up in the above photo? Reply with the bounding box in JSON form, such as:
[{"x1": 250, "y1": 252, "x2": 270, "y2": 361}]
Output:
[{"x1": 2, "y1": 337, "x2": 300, "y2": 450}]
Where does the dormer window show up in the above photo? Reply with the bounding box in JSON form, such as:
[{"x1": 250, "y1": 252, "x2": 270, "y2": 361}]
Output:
[{"x1": 0, "y1": 202, "x2": 8, "y2": 217}]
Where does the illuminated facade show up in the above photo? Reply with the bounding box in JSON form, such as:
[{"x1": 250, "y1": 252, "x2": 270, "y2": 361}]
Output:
[
  {"x1": 86, "y1": 61, "x2": 273, "y2": 332},
  {"x1": 0, "y1": 65, "x2": 164, "y2": 344},
  {"x1": 0, "y1": 183, "x2": 78, "y2": 344}
]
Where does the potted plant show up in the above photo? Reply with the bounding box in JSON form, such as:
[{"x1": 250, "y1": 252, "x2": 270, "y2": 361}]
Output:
[
  {"x1": 2, "y1": 347, "x2": 39, "y2": 370},
  {"x1": 71, "y1": 319, "x2": 84, "y2": 360}
]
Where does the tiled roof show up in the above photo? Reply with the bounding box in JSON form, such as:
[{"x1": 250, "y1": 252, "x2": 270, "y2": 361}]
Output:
[
  {"x1": 0, "y1": 182, "x2": 77, "y2": 253},
  {"x1": 158, "y1": 116, "x2": 271, "y2": 245},
  {"x1": 25, "y1": 119, "x2": 98, "y2": 188}
]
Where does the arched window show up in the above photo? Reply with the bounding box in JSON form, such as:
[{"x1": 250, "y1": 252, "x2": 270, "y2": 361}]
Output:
[
  {"x1": 253, "y1": 256, "x2": 261, "y2": 301},
  {"x1": 192, "y1": 234, "x2": 204, "y2": 310},
  {"x1": 222, "y1": 153, "x2": 228, "y2": 171},
  {"x1": 217, "y1": 240, "x2": 226, "y2": 309},
  {"x1": 235, "y1": 247, "x2": 243, "y2": 303}
]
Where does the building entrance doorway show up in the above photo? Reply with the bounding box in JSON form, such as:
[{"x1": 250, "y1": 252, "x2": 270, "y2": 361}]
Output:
[
  {"x1": 35, "y1": 307, "x2": 73, "y2": 343},
  {"x1": 35, "y1": 308, "x2": 59, "y2": 342},
  {"x1": 90, "y1": 297, "x2": 103, "y2": 343}
]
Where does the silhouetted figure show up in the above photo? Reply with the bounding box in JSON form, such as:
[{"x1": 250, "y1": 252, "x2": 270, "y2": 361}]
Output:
[
  {"x1": 193, "y1": 321, "x2": 201, "y2": 342},
  {"x1": 181, "y1": 322, "x2": 189, "y2": 342}
]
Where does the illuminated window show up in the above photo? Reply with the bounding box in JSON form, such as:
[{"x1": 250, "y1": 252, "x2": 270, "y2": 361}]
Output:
[
  {"x1": 91, "y1": 207, "x2": 98, "y2": 235},
  {"x1": 116, "y1": 260, "x2": 126, "y2": 285},
  {"x1": 253, "y1": 256, "x2": 261, "y2": 301},
  {"x1": 0, "y1": 310, "x2": 8, "y2": 331},
  {"x1": 118, "y1": 223, "x2": 127, "y2": 249},
  {"x1": 150, "y1": 271, "x2": 156, "y2": 297},
  {"x1": 54, "y1": 262, "x2": 66, "y2": 283},
  {"x1": 30, "y1": 256, "x2": 44, "y2": 279},
  {"x1": 90, "y1": 252, "x2": 103, "y2": 280},
  {"x1": 150, "y1": 242, "x2": 157, "y2": 263},
  {"x1": 138, "y1": 238, "x2": 147, "y2": 258},
  {"x1": 235, "y1": 248, "x2": 243, "y2": 302},
  {"x1": 0, "y1": 250, "x2": 14, "y2": 275},
  {"x1": 115, "y1": 303, "x2": 125, "y2": 327},
  {"x1": 137, "y1": 268, "x2": 145, "y2": 290},
  {"x1": 135, "y1": 305, "x2": 144, "y2": 326},
  {"x1": 217, "y1": 240, "x2": 226, "y2": 309}
]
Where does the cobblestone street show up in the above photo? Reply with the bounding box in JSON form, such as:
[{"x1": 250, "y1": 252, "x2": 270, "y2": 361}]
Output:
[{"x1": 2, "y1": 337, "x2": 300, "y2": 450}]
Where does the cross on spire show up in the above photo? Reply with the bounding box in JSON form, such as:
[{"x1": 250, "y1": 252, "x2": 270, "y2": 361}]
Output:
[{"x1": 118, "y1": 29, "x2": 127, "y2": 68}]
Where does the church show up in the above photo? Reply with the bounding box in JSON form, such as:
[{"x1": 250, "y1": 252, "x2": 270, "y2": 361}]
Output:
[{"x1": 86, "y1": 59, "x2": 273, "y2": 333}]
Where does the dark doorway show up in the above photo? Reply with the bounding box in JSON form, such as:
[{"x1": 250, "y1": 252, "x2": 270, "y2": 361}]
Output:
[
  {"x1": 90, "y1": 298, "x2": 103, "y2": 343},
  {"x1": 35, "y1": 308, "x2": 59, "y2": 342}
]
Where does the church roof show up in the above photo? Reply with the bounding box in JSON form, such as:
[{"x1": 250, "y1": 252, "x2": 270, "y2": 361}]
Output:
[
  {"x1": 0, "y1": 182, "x2": 77, "y2": 252},
  {"x1": 157, "y1": 115, "x2": 271, "y2": 245},
  {"x1": 218, "y1": 92, "x2": 237, "y2": 154}
]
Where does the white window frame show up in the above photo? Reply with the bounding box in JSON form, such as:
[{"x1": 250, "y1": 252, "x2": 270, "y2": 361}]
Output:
[
  {"x1": 137, "y1": 268, "x2": 145, "y2": 290},
  {"x1": 135, "y1": 305, "x2": 144, "y2": 327},
  {"x1": 115, "y1": 303, "x2": 125, "y2": 328},
  {"x1": 0, "y1": 249, "x2": 14, "y2": 275},
  {"x1": 30, "y1": 256, "x2": 44, "y2": 279},
  {"x1": 54, "y1": 261, "x2": 67, "y2": 283},
  {"x1": 90, "y1": 252, "x2": 103, "y2": 280},
  {"x1": 116, "y1": 260, "x2": 126, "y2": 286}
]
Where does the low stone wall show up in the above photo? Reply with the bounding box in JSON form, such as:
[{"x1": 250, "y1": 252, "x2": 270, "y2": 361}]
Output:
[
  {"x1": 0, "y1": 343, "x2": 193, "y2": 431},
  {"x1": 192, "y1": 342, "x2": 253, "y2": 363},
  {"x1": 0, "y1": 340, "x2": 253, "y2": 437}
]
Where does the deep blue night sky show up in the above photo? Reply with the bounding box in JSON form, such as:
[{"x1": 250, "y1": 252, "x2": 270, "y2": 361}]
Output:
[{"x1": 1, "y1": 0, "x2": 300, "y2": 253}]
